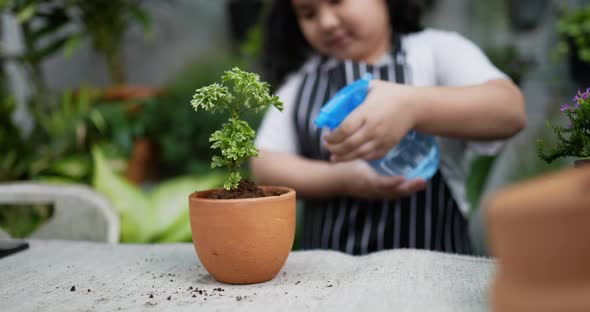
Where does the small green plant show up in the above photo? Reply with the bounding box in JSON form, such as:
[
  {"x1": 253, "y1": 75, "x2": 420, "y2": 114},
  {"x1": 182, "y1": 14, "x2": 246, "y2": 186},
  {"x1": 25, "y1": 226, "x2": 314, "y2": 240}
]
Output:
[
  {"x1": 190, "y1": 68, "x2": 283, "y2": 190},
  {"x1": 537, "y1": 89, "x2": 590, "y2": 163},
  {"x1": 556, "y1": 4, "x2": 590, "y2": 64}
]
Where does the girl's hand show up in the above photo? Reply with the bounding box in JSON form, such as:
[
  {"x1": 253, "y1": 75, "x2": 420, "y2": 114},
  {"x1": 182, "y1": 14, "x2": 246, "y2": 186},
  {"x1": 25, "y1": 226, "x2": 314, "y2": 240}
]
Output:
[
  {"x1": 336, "y1": 160, "x2": 426, "y2": 199},
  {"x1": 324, "y1": 80, "x2": 417, "y2": 162}
]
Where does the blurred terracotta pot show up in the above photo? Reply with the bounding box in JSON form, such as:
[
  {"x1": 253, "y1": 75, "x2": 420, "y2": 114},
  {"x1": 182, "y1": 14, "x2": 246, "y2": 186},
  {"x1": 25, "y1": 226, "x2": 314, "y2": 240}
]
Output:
[
  {"x1": 125, "y1": 138, "x2": 159, "y2": 184},
  {"x1": 486, "y1": 166, "x2": 590, "y2": 312},
  {"x1": 189, "y1": 186, "x2": 296, "y2": 284},
  {"x1": 102, "y1": 85, "x2": 163, "y2": 102}
]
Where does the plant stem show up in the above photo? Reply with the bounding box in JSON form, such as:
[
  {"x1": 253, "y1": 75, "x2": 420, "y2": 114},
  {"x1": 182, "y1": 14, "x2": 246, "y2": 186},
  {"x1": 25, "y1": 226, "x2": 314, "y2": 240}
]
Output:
[{"x1": 105, "y1": 49, "x2": 127, "y2": 85}]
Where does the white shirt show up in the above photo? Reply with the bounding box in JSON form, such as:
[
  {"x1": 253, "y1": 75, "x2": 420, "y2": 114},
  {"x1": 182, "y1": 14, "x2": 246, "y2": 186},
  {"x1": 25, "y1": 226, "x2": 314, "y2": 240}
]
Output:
[{"x1": 255, "y1": 29, "x2": 509, "y2": 216}]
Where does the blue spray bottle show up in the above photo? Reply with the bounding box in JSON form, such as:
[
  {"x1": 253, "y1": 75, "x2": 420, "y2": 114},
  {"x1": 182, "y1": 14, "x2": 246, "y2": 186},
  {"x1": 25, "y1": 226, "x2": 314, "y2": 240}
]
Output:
[{"x1": 314, "y1": 73, "x2": 439, "y2": 180}]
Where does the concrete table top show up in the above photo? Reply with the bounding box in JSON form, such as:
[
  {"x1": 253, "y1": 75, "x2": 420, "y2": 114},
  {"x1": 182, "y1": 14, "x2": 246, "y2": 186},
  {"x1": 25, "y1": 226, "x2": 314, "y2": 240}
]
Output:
[{"x1": 0, "y1": 240, "x2": 495, "y2": 312}]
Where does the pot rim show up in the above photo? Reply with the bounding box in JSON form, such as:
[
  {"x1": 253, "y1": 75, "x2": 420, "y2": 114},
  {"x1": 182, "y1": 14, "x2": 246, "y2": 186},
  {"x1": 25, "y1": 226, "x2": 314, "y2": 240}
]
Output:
[{"x1": 189, "y1": 185, "x2": 295, "y2": 203}]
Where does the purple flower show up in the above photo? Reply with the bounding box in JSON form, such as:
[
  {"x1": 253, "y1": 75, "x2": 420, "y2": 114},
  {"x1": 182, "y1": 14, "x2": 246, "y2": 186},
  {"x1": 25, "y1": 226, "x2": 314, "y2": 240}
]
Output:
[
  {"x1": 560, "y1": 104, "x2": 570, "y2": 112},
  {"x1": 583, "y1": 93, "x2": 589, "y2": 99}
]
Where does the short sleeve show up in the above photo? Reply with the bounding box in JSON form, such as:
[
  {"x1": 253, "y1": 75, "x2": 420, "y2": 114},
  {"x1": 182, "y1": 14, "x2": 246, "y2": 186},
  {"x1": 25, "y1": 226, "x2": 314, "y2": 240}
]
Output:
[
  {"x1": 254, "y1": 73, "x2": 302, "y2": 154},
  {"x1": 431, "y1": 30, "x2": 508, "y2": 87},
  {"x1": 431, "y1": 30, "x2": 509, "y2": 155}
]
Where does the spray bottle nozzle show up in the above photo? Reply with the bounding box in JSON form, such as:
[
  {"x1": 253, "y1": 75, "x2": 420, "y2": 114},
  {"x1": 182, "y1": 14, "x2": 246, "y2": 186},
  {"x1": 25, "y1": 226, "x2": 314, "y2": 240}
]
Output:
[{"x1": 314, "y1": 73, "x2": 373, "y2": 130}]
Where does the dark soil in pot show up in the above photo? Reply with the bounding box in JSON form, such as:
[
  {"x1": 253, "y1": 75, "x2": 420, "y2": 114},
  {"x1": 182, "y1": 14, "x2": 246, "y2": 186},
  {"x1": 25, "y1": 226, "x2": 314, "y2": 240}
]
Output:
[{"x1": 207, "y1": 179, "x2": 286, "y2": 199}]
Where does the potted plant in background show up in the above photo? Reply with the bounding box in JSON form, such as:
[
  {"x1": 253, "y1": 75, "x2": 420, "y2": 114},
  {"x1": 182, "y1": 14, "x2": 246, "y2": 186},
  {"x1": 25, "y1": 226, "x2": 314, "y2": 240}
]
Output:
[
  {"x1": 69, "y1": 0, "x2": 163, "y2": 184},
  {"x1": 188, "y1": 67, "x2": 295, "y2": 284},
  {"x1": 556, "y1": 4, "x2": 590, "y2": 87},
  {"x1": 537, "y1": 88, "x2": 590, "y2": 167},
  {"x1": 1, "y1": 0, "x2": 160, "y2": 184},
  {"x1": 100, "y1": 90, "x2": 165, "y2": 184}
]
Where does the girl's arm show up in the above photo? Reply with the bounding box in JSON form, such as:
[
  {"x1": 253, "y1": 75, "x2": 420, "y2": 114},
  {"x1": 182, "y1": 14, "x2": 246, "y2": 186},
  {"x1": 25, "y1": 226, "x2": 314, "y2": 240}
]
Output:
[
  {"x1": 324, "y1": 78, "x2": 526, "y2": 162},
  {"x1": 411, "y1": 79, "x2": 526, "y2": 139},
  {"x1": 250, "y1": 150, "x2": 425, "y2": 199}
]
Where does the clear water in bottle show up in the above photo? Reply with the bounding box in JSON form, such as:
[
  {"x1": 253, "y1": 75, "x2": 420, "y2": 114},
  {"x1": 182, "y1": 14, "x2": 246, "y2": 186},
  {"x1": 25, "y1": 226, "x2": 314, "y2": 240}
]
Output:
[
  {"x1": 313, "y1": 73, "x2": 440, "y2": 180},
  {"x1": 368, "y1": 131, "x2": 439, "y2": 180}
]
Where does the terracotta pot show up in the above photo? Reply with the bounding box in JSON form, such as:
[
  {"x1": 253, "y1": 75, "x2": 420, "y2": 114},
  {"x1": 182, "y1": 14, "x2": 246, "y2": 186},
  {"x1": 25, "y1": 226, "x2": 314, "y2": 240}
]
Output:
[
  {"x1": 189, "y1": 186, "x2": 296, "y2": 284},
  {"x1": 575, "y1": 159, "x2": 590, "y2": 168},
  {"x1": 486, "y1": 166, "x2": 590, "y2": 312}
]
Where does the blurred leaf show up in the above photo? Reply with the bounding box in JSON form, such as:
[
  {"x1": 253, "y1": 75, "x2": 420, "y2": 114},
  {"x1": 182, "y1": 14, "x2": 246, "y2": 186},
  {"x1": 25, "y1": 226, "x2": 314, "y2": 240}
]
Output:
[
  {"x1": 92, "y1": 146, "x2": 155, "y2": 243},
  {"x1": 31, "y1": 9, "x2": 70, "y2": 41},
  {"x1": 129, "y1": 6, "x2": 153, "y2": 40},
  {"x1": 240, "y1": 23, "x2": 262, "y2": 59},
  {"x1": 31, "y1": 36, "x2": 69, "y2": 62},
  {"x1": 149, "y1": 173, "x2": 224, "y2": 242},
  {"x1": 16, "y1": 3, "x2": 36, "y2": 23},
  {"x1": 556, "y1": 4, "x2": 590, "y2": 65},
  {"x1": 47, "y1": 155, "x2": 90, "y2": 180},
  {"x1": 0, "y1": 97, "x2": 31, "y2": 181},
  {"x1": 466, "y1": 155, "x2": 496, "y2": 213},
  {"x1": 154, "y1": 211, "x2": 192, "y2": 243},
  {"x1": 92, "y1": 145, "x2": 225, "y2": 243},
  {"x1": 0, "y1": 203, "x2": 54, "y2": 238},
  {"x1": 63, "y1": 33, "x2": 84, "y2": 58}
]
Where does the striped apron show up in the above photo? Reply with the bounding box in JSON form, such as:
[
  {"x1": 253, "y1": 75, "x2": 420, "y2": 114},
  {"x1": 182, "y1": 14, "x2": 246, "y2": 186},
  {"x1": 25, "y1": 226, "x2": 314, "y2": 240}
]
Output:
[{"x1": 294, "y1": 35, "x2": 472, "y2": 255}]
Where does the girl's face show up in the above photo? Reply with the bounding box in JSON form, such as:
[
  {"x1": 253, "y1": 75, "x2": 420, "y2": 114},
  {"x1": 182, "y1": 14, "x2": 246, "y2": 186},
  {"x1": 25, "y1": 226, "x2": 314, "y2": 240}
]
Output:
[{"x1": 291, "y1": 0, "x2": 391, "y2": 63}]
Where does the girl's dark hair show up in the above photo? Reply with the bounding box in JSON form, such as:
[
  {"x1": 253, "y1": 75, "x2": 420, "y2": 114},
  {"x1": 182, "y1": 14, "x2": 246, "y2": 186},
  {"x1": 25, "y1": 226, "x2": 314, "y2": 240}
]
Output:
[{"x1": 262, "y1": 0, "x2": 424, "y2": 88}]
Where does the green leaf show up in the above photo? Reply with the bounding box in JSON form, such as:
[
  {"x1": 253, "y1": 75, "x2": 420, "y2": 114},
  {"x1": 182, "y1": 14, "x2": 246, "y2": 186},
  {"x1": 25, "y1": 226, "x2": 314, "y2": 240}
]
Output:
[
  {"x1": 150, "y1": 173, "x2": 224, "y2": 242},
  {"x1": 538, "y1": 95, "x2": 590, "y2": 162},
  {"x1": 211, "y1": 155, "x2": 224, "y2": 168},
  {"x1": 191, "y1": 83, "x2": 231, "y2": 112},
  {"x1": 466, "y1": 156, "x2": 496, "y2": 212},
  {"x1": 153, "y1": 209, "x2": 192, "y2": 243},
  {"x1": 17, "y1": 3, "x2": 36, "y2": 23},
  {"x1": 63, "y1": 33, "x2": 84, "y2": 58},
  {"x1": 224, "y1": 171, "x2": 241, "y2": 190},
  {"x1": 30, "y1": 9, "x2": 70, "y2": 41},
  {"x1": 30, "y1": 36, "x2": 69, "y2": 62},
  {"x1": 92, "y1": 146, "x2": 155, "y2": 243},
  {"x1": 149, "y1": 173, "x2": 224, "y2": 239},
  {"x1": 48, "y1": 155, "x2": 90, "y2": 180},
  {"x1": 189, "y1": 67, "x2": 283, "y2": 189}
]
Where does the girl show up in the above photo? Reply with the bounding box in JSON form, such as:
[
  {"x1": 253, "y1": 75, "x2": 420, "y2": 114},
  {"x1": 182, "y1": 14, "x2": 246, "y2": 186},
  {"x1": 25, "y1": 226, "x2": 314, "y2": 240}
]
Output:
[{"x1": 251, "y1": 0, "x2": 526, "y2": 255}]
